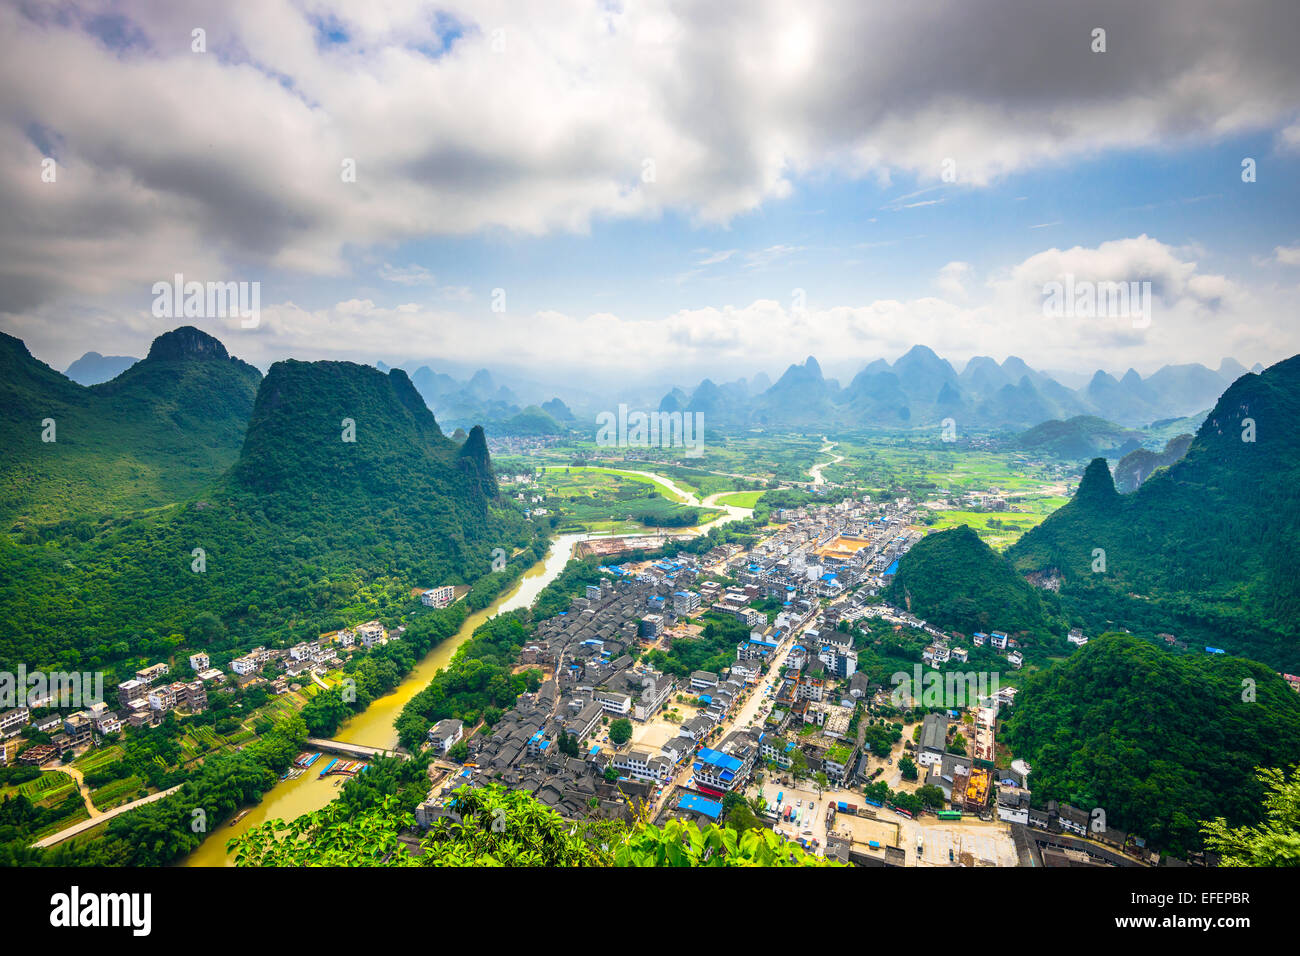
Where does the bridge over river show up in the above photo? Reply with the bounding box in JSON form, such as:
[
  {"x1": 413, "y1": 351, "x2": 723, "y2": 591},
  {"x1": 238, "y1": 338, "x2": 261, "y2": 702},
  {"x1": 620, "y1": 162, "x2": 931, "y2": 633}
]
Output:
[{"x1": 304, "y1": 737, "x2": 410, "y2": 761}]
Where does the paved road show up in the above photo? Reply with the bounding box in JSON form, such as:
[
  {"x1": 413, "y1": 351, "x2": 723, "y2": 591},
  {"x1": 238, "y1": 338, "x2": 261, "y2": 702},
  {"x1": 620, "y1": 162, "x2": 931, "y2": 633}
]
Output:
[{"x1": 32, "y1": 784, "x2": 184, "y2": 849}]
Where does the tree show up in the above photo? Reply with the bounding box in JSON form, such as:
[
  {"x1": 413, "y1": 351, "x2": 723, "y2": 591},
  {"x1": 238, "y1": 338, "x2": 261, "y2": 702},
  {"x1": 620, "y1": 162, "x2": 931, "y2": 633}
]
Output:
[
  {"x1": 790, "y1": 749, "x2": 809, "y2": 779},
  {"x1": 1201, "y1": 766, "x2": 1300, "y2": 866},
  {"x1": 609, "y1": 718, "x2": 633, "y2": 746},
  {"x1": 899, "y1": 756, "x2": 918, "y2": 781},
  {"x1": 916, "y1": 785, "x2": 946, "y2": 809},
  {"x1": 447, "y1": 741, "x2": 469, "y2": 764}
]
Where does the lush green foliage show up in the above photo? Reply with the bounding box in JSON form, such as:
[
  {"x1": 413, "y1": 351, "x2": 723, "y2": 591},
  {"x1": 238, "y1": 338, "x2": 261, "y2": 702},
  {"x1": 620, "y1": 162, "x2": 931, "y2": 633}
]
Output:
[
  {"x1": 1008, "y1": 357, "x2": 1300, "y2": 670},
  {"x1": 1005, "y1": 633, "x2": 1300, "y2": 855},
  {"x1": 3, "y1": 714, "x2": 307, "y2": 867},
  {"x1": 645, "y1": 612, "x2": 750, "y2": 678},
  {"x1": 0, "y1": 355, "x2": 537, "y2": 675},
  {"x1": 1201, "y1": 765, "x2": 1300, "y2": 866},
  {"x1": 886, "y1": 524, "x2": 1062, "y2": 636},
  {"x1": 0, "y1": 327, "x2": 260, "y2": 528},
  {"x1": 229, "y1": 783, "x2": 838, "y2": 867}
]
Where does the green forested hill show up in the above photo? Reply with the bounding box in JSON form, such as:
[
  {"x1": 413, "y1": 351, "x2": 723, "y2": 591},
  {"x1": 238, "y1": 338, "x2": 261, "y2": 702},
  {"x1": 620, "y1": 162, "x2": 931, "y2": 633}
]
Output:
[
  {"x1": 0, "y1": 326, "x2": 261, "y2": 528},
  {"x1": 1113, "y1": 432, "x2": 1194, "y2": 493},
  {"x1": 0, "y1": 354, "x2": 535, "y2": 674},
  {"x1": 884, "y1": 524, "x2": 1062, "y2": 636},
  {"x1": 1014, "y1": 414, "x2": 1144, "y2": 460},
  {"x1": 1007, "y1": 355, "x2": 1300, "y2": 670},
  {"x1": 1005, "y1": 633, "x2": 1300, "y2": 854}
]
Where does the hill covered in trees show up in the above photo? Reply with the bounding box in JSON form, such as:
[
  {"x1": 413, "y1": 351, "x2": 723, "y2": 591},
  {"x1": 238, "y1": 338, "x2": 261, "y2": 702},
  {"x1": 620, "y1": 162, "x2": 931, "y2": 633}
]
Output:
[
  {"x1": 1005, "y1": 633, "x2": 1300, "y2": 855},
  {"x1": 1112, "y1": 432, "x2": 1194, "y2": 492},
  {"x1": 0, "y1": 354, "x2": 536, "y2": 675},
  {"x1": 1014, "y1": 415, "x2": 1145, "y2": 460},
  {"x1": 0, "y1": 326, "x2": 261, "y2": 527},
  {"x1": 885, "y1": 525, "x2": 1063, "y2": 637},
  {"x1": 1007, "y1": 354, "x2": 1300, "y2": 670}
]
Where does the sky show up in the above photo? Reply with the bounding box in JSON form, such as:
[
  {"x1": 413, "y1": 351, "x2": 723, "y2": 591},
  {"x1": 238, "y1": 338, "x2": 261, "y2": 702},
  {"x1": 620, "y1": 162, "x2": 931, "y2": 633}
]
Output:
[{"x1": 2, "y1": 0, "x2": 1300, "y2": 390}]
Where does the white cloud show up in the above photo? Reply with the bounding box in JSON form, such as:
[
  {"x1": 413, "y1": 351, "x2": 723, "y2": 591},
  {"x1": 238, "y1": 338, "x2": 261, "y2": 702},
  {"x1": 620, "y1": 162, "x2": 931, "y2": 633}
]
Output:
[
  {"x1": 4, "y1": 0, "x2": 1300, "y2": 319},
  {"x1": 378, "y1": 263, "x2": 438, "y2": 286},
  {"x1": 937, "y1": 261, "x2": 973, "y2": 298}
]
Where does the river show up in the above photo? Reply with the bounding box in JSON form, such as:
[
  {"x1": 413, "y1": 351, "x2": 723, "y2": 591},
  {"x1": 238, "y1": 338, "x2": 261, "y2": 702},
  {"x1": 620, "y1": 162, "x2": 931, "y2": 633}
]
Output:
[
  {"x1": 183, "y1": 531, "x2": 587, "y2": 866},
  {"x1": 183, "y1": 475, "x2": 751, "y2": 866}
]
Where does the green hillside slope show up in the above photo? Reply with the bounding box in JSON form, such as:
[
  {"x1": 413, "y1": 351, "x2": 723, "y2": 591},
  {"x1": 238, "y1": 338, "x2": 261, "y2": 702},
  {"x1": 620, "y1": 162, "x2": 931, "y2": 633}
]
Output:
[
  {"x1": 884, "y1": 524, "x2": 1063, "y2": 636},
  {"x1": 0, "y1": 326, "x2": 261, "y2": 528},
  {"x1": 1005, "y1": 633, "x2": 1300, "y2": 855},
  {"x1": 0, "y1": 357, "x2": 536, "y2": 674},
  {"x1": 1007, "y1": 355, "x2": 1300, "y2": 669}
]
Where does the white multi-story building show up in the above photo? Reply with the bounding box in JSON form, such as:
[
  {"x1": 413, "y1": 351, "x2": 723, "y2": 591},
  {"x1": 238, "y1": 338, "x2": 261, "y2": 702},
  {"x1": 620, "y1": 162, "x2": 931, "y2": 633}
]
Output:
[
  {"x1": 596, "y1": 690, "x2": 631, "y2": 716},
  {"x1": 0, "y1": 707, "x2": 29, "y2": 739},
  {"x1": 421, "y1": 585, "x2": 456, "y2": 608},
  {"x1": 356, "y1": 621, "x2": 386, "y2": 649}
]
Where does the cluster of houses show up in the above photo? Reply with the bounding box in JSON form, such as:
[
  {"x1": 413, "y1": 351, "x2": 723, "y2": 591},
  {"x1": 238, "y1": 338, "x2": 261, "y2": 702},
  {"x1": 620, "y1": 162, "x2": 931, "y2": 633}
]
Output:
[
  {"x1": 1, "y1": 615, "x2": 407, "y2": 766},
  {"x1": 225, "y1": 620, "x2": 395, "y2": 689},
  {"x1": 417, "y1": 565, "x2": 777, "y2": 827},
  {"x1": 726, "y1": 496, "x2": 921, "y2": 604},
  {"x1": 757, "y1": 628, "x2": 871, "y2": 786},
  {"x1": 0, "y1": 660, "x2": 214, "y2": 762},
  {"x1": 114, "y1": 661, "x2": 209, "y2": 731},
  {"x1": 911, "y1": 692, "x2": 1020, "y2": 818}
]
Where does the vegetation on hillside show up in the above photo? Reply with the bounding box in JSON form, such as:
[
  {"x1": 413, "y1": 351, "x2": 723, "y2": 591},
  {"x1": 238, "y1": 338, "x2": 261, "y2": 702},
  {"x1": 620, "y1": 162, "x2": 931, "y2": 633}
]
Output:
[
  {"x1": 0, "y1": 354, "x2": 537, "y2": 677},
  {"x1": 1005, "y1": 633, "x2": 1300, "y2": 855},
  {"x1": 229, "y1": 782, "x2": 839, "y2": 867},
  {"x1": 885, "y1": 524, "x2": 1063, "y2": 637},
  {"x1": 0, "y1": 326, "x2": 261, "y2": 527},
  {"x1": 1007, "y1": 357, "x2": 1300, "y2": 670}
]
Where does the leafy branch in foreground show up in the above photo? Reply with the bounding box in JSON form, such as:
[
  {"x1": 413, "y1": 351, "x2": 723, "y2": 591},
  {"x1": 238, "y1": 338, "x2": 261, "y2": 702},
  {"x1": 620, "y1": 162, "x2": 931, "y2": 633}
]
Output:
[
  {"x1": 230, "y1": 784, "x2": 841, "y2": 867},
  {"x1": 1201, "y1": 766, "x2": 1300, "y2": 867}
]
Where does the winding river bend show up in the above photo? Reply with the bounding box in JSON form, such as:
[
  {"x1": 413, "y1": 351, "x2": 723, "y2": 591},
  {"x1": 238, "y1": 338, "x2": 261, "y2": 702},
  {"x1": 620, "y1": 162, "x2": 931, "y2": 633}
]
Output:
[{"x1": 184, "y1": 471, "x2": 750, "y2": 866}]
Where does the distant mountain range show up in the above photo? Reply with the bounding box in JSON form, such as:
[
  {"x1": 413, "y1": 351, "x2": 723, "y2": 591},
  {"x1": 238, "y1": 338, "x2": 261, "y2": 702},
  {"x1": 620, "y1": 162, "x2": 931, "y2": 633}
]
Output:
[
  {"x1": 657, "y1": 347, "x2": 1261, "y2": 431},
  {"x1": 400, "y1": 364, "x2": 575, "y2": 436}
]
